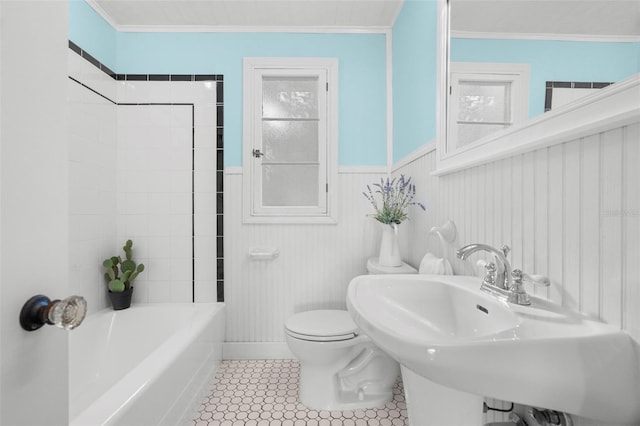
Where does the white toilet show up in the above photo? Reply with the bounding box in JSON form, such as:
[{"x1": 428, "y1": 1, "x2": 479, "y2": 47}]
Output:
[{"x1": 284, "y1": 257, "x2": 417, "y2": 411}]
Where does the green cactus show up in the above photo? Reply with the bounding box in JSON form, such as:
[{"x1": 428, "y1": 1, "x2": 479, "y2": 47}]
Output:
[
  {"x1": 103, "y1": 239, "x2": 145, "y2": 293},
  {"x1": 108, "y1": 279, "x2": 125, "y2": 292},
  {"x1": 123, "y1": 240, "x2": 133, "y2": 261}
]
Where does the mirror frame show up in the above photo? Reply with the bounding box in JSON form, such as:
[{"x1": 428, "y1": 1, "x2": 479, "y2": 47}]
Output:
[
  {"x1": 435, "y1": 0, "x2": 640, "y2": 176},
  {"x1": 435, "y1": 0, "x2": 449, "y2": 172}
]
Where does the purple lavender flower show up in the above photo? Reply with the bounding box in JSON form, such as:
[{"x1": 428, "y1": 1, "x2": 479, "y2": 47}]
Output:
[{"x1": 363, "y1": 174, "x2": 426, "y2": 224}]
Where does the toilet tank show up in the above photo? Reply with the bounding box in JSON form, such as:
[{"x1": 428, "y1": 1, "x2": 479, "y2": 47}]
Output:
[{"x1": 366, "y1": 257, "x2": 417, "y2": 275}]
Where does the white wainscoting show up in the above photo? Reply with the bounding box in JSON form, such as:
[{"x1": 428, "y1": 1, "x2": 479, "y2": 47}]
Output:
[
  {"x1": 224, "y1": 168, "x2": 388, "y2": 349},
  {"x1": 224, "y1": 119, "x2": 640, "y2": 349},
  {"x1": 400, "y1": 122, "x2": 640, "y2": 342},
  {"x1": 398, "y1": 122, "x2": 640, "y2": 425}
]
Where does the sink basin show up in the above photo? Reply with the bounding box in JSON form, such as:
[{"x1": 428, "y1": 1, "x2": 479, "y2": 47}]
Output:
[{"x1": 347, "y1": 274, "x2": 640, "y2": 424}]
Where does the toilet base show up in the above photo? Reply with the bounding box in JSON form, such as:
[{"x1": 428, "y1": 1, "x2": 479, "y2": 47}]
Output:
[
  {"x1": 299, "y1": 364, "x2": 396, "y2": 411},
  {"x1": 296, "y1": 345, "x2": 400, "y2": 411},
  {"x1": 285, "y1": 309, "x2": 400, "y2": 411}
]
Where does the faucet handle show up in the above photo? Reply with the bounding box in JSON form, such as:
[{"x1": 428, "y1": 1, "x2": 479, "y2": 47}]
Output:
[
  {"x1": 511, "y1": 268, "x2": 523, "y2": 283},
  {"x1": 522, "y1": 273, "x2": 550, "y2": 287},
  {"x1": 508, "y1": 269, "x2": 531, "y2": 305},
  {"x1": 482, "y1": 262, "x2": 497, "y2": 286},
  {"x1": 500, "y1": 245, "x2": 511, "y2": 258}
]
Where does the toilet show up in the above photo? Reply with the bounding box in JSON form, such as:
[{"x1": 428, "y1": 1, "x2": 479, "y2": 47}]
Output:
[{"x1": 284, "y1": 257, "x2": 417, "y2": 411}]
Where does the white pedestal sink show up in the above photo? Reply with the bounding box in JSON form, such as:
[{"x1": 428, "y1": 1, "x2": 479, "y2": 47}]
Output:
[
  {"x1": 346, "y1": 274, "x2": 640, "y2": 425},
  {"x1": 402, "y1": 366, "x2": 484, "y2": 426}
]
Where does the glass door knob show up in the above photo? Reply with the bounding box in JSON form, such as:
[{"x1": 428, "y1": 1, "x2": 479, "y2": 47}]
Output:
[{"x1": 19, "y1": 295, "x2": 87, "y2": 331}]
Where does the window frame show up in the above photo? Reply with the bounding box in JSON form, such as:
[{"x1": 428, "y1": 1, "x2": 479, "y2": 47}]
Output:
[
  {"x1": 447, "y1": 62, "x2": 530, "y2": 156},
  {"x1": 242, "y1": 57, "x2": 339, "y2": 224}
]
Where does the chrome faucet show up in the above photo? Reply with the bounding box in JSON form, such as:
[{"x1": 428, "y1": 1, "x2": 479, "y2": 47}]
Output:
[
  {"x1": 457, "y1": 243, "x2": 549, "y2": 305},
  {"x1": 457, "y1": 244, "x2": 512, "y2": 290}
]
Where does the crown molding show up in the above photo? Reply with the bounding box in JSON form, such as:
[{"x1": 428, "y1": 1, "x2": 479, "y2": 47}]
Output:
[
  {"x1": 85, "y1": 0, "x2": 119, "y2": 30},
  {"x1": 111, "y1": 24, "x2": 391, "y2": 34},
  {"x1": 451, "y1": 30, "x2": 640, "y2": 43}
]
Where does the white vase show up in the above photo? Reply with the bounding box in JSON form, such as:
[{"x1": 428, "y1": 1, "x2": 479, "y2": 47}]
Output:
[{"x1": 378, "y1": 223, "x2": 402, "y2": 267}]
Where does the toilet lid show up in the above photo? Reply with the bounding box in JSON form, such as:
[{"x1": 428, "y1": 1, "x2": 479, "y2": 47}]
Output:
[{"x1": 285, "y1": 310, "x2": 359, "y2": 342}]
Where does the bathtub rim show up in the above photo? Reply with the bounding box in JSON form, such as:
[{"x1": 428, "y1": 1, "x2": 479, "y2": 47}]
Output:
[{"x1": 69, "y1": 302, "x2": 225, "y2": 426}]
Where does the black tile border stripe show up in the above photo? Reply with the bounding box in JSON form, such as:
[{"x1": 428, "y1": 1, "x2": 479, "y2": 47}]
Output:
[
  {"x1": 544, "y1": 80, "x2": 613, "y2": 112},
  {"x1": 69, "y1": 41, "x2": 225, "y2": 303},
  {"x1": 68, "y1": 75, "x2": 117, "y2": 105},
  {"x1": 69, "y1": 41, "x2": 223, "y2": 82}
]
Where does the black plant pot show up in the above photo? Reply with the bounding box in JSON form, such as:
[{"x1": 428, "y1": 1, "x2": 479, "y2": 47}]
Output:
[{"x1": 108, "y1": 287, "x2": 133, "y2": 310}]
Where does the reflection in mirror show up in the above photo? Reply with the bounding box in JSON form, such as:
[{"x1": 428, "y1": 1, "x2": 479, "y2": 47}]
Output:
[{"x1": 445, "y1": 0, "x2": 640, "y2": 155}]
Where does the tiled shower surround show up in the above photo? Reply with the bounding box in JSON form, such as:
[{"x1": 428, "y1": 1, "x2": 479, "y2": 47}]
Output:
[{"x1": 68, "y1": 41, "x2": 224, "y2": 312}]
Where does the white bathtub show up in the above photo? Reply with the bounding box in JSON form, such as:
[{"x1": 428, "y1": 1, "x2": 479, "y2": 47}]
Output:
[{"x1": 69, "y1": 303, "x2": 225, "y2": 426}]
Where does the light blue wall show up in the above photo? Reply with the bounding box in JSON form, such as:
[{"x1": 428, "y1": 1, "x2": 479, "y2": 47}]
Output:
[
  {"x1": 451, "y1": 38, "x2": 640, "y2": 118},
  {"x1": 391, "y1": 0, "x2": 439, "y2": 163},
  {"x1": 67, "y1": 1, "x2": 387, "y2": 167},
  {"x1": 116, "y1": 32, "x2": 387, "y2": 167},
  {"x1": 68, "y1": 0, "x2": 117, "y2": 70}
]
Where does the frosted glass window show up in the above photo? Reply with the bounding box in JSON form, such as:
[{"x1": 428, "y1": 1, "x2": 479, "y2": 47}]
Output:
[
  {"x1": 448, "y1": 63, "x2": 529, "y2": 152},
  {"x1": 457, "y1": 123, "x2": 508, "y2": 147},
  {"x1": 243, "y1": 58, "x2": 338, "y2": 223},
  {"x1": 458, "y1": 81, "x2": 510, "y2": 123},
  {"x1": 261, "y1": 74, "x2": 322, "y2": 208},
  {"x1": 262, "y1": 165, "x2": 319, "y2": 206},
  {"x1": 263, "y1": 77, "x2": 319, "y2": 119},
  {"x1": 262, "y1": 121, "x2": 319, "y2": 163},
  {"x1": 456, "y1": 81, "x2": 511, "y2": 147}
]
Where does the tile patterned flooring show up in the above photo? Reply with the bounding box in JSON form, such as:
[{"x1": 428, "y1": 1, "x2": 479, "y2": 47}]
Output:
[{"x1": 188, "y1": 359, "x2": 408, "y2": 426}]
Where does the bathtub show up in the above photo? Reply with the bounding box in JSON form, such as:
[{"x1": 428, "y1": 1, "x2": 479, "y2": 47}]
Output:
[{"x1": 69, "y1": 303, "x2": 225, "y2": 426}]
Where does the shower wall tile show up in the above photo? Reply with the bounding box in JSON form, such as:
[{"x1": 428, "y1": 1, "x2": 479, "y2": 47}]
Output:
[
  {"x1": 68, "y1": 45, "x2": 223, "y2": 308},
  {"x1": 67, "y1": 54, "x2": 118, "y2": 313},
  {"x1": 116, "y1": 102, "x2": 193, "y2": 304},
  {"x1": 117, "y1": 81, "x2": 218, "y2": 304},
  {"x1": 68, "y1": 47, "x2": 117, "y2": 103}
]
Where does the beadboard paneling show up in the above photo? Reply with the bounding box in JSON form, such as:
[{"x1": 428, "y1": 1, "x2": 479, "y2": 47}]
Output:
[
  {"x1": 224, "y1": 170, "x2": 386, "y2": 343},
  {"x1": 400, "y1": 121, "x2": 640, "y2": 344},
  {"x1": 399, "y1": 123, "x2": 640, "y2": 425}
]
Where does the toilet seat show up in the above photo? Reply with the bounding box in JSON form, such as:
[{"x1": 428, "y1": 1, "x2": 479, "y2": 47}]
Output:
[{"x1": 285, "y1": 310, "x2": 359, "y2": 342}]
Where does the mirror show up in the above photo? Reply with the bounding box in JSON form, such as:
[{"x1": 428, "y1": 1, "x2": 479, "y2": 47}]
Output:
[{"x1": 442, "y1": 0, "x2": 640, "y2": 160}]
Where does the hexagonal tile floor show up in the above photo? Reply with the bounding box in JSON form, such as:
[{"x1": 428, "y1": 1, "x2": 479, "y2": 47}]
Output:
[{"x1": 188, "y1": 359, "x2": 408, "y2": 426}]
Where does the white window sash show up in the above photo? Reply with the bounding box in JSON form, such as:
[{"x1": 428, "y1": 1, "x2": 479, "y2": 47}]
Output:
[
  {"x1": 242, "y1": 58, "x2": 338, "y2": 224},
  {"x1": 448, "y1": 62, "x2": 530, "y2": 154}
]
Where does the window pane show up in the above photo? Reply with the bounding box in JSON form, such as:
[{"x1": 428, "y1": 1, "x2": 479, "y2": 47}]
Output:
[
  {"x1": 263, "y1": 120, "x2": 319, "y2": 163},
  {"x1": 458, "y1": 81, "x2": 511, "y2": 123},
  {"x1": 262, "y1": 165, "x2": 319, "y2": 207},
  {"x1": 457, "y1": 123, "x2": 508, "y2": 147},
  {"x1": 263, "y1": 76, "x2": 319, "y2": 119}
]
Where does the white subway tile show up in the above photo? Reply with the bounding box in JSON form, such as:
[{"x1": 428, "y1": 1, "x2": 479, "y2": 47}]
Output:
[{"x1": 194, "y1": 281, "x2": 217, "y2": 303}]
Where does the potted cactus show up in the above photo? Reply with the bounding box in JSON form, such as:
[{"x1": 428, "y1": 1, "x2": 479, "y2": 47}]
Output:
[{"x1": 103, "y1": 239, "x2": 145, "y2": 310}]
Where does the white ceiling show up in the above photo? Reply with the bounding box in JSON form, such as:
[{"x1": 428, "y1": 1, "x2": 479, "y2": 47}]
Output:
[
  {"x1": 90, "y1": 0, "x2": 640, "y2": 38},
  {"x1": 90, "y1": 0, "x2": 404, "y2": 30},
  {"x1": 451, "y1": 0, "x2": 640, "y2": 38}
]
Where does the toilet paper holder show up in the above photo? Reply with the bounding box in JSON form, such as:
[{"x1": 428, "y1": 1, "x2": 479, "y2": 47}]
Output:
[{"x1": 249, "y1": 248, "x2": 280, "y2": 260}]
